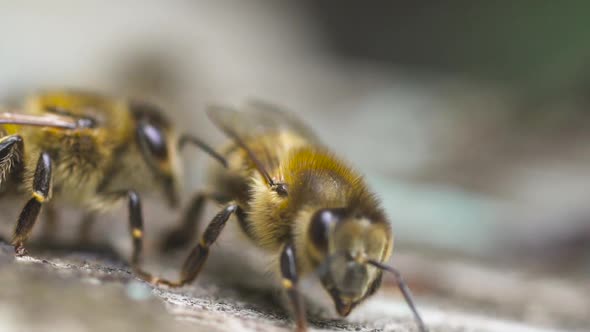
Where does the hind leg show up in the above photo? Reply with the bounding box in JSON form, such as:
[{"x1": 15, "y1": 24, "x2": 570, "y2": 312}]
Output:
[{"x1": 11, "y1": 152, "x2": 52, "y2": 256}]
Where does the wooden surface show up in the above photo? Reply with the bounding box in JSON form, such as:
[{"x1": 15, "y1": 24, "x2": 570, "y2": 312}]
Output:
[{"x1": 0, "y1": 241, "x2": 585, "y2": 332}]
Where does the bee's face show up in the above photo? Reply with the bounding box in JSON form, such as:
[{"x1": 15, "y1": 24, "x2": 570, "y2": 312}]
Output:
[
  {"x1": 309, "y1": 208, "x2": 392, "y2": 316},
  {"x1": 131, "y1": 101, "x2": 181, "y2": 207}
]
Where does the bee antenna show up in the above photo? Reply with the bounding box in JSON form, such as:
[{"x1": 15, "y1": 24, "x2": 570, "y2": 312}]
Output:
[
  {"x1": 178, "y1": 134, "x2": 228, "y2": 168},
  {"x1": 367, "y1": 259, "x2": 428, "y2": 332}
]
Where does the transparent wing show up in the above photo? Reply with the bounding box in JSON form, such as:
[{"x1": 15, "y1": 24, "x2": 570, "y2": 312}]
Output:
[
  {"x1": 0, "y1": 111, "x2": 78, "y2": 129},
  {"x1": 207, "y1": 100, "x2": 319, "y2": 143},
  {"x1": 207, "y1": 100, "x2": 317, "y2": 190}
]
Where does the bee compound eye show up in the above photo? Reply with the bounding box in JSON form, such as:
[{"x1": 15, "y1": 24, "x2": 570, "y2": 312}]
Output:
[
  {"x1": 139, "y1": 122, "x2": 168, "y2": 160},
  {"x1": 309, "y1": 209, "x2": 341, "y2": 251}
]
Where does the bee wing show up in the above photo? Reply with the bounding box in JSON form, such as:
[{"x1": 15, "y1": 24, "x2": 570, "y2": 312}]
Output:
[
  {"x1": 0, "y1": 112, "x2": 78, "y2": 129},
  {"x1": 207, "y1": 100, "x2": 319, "y2": 143},
  {"x1": 207, "y1": 100, "x2": 317, "y2": 189}
]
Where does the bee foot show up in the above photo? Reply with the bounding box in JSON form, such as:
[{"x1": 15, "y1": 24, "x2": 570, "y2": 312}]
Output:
[
  {"x1": 154, "y1": 278, "x2": 184, "y2": 289},
  {"x1": 14, "y1": 244, "x2": 28, "y2": 256}
]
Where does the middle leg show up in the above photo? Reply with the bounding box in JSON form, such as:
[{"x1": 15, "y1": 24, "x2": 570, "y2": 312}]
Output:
[
  {"x1": 156, "y1": 202, "x2": 238, "y2": 287},
  {"x1": 280, "y1": 242, "x2": 308, "y2": 332}
]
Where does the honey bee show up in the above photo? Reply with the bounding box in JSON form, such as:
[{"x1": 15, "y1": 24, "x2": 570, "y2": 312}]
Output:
[
  {"x1": 0, "y1": 90, "x2": 222, "y2": 282},
  {"x1": 154, "y1": 101, "x2": 428, "y2": 332}
]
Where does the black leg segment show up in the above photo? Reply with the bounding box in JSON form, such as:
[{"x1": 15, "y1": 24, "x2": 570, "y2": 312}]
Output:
[
  {"x1": 12, "y1": 151, "x2": 52, "y2": 256},
  {"x1": 115, "y1": 190, "x2": 156, "y2": 283},
  {"x1": 122, "y1": 190, "x2": 238, "y2": 287},
  {"x1": 126, "y1": 190, "x2": 144, "y2": 266},
  {"x1": 280, "y1": 242, "x2": 308, "y2": 332},
  {"x1": 32, "y1": 152, "x2": 52, "y2": 199},
  {"x1": 156, "y1": 203, "x2": 238, "y2": 288}
]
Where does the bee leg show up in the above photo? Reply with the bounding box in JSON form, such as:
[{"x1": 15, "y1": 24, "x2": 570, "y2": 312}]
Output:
[
  {"x1": 118, "y1": 190, "x2": 181, "y2": 285},
  {"x1": 156, "y1": 203, "x2": 238, "y2": 288},
  {"x1": 0, "y1": 134, "x2": 23, "y2": 184},
  {"x1": 159, "y1": 191, "x2": 220, "y2": 253},
  {"x1": 12, "y1": 152, "x2": 52, "y2": 256},
  {"x1": 118, "y1": 191, "x2": 148, "y2": 272},
  {"x1": 280, "y1": 242, "x2": 308, "y2": 332}
]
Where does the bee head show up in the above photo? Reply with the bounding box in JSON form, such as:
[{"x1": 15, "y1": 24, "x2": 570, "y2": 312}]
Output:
[
  {"x1": 131, "y1": 100, "x2": 181, "y2": 208},
  {"x1": 308, "y1": 207, "x2": 392, "y2": 316}
]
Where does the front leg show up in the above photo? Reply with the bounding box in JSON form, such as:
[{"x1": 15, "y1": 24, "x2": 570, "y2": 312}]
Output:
[
  {"x1": 280, "y1": 242, "x2": 308, "y2": 332},
  {"x1": 12, "y1": 151, "x2": 52, "y2": 256}
]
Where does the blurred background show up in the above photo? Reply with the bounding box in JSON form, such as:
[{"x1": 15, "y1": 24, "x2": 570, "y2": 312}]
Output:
[{"x1": 0, "y1": 1, "x2": 588, "y2": 331}]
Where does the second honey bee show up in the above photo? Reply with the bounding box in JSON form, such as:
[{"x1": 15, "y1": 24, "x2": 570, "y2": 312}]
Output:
[
  {"x1": 0, "y1": 90, "x2": 220, "y2": 281},
  {"x1": 155, "y1": 101, "x2": 428, "y2": 332}
]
